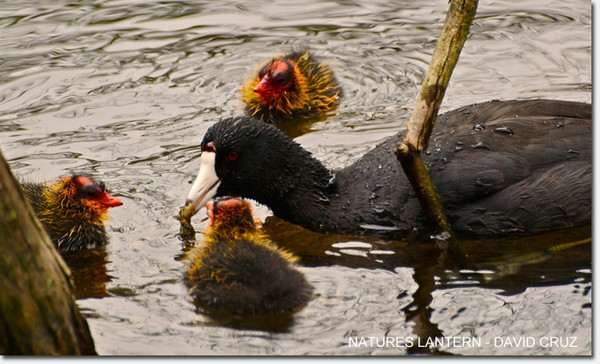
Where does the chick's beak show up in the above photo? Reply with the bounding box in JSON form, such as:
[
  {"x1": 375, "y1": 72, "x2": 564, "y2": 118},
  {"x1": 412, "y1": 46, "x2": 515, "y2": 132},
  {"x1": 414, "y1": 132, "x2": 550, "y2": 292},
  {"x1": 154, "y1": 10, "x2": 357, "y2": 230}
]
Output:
[
  {"x1": 98, "y1": 192, "x2": 123, "y2": 208},
  {"x1": 206, "y1": 201, "x2": 215, "y2": 226},
  {"x1": 254, "y1": 76, "x2": 270, "y2": 95}
]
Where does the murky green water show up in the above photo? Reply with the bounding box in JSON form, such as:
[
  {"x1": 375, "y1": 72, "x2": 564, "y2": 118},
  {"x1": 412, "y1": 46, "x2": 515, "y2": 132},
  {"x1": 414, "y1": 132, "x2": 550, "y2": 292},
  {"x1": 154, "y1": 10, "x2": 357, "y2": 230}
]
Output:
[{"x1": 0, "y1": 0, "x2": 591, "y2": 355}]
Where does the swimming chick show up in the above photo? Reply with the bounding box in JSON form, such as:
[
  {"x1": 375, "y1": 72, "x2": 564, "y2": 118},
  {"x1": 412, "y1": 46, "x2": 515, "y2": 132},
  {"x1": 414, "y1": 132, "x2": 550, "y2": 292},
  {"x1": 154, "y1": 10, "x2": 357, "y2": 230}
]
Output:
[
  {"x1": 21, "y1": 174, "x2": 122, "y2": 252},
  {"x1": 241, "y1": 50, "x2": 342, "y2": 123},
  {"x1": 185, "y1": 198, "x2": 313, "y2": 315}
]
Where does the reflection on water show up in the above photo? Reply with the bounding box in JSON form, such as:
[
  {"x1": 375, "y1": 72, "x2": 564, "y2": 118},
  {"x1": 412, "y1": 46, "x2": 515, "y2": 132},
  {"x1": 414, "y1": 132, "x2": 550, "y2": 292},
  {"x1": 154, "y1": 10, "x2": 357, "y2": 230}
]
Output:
[
  {"x1": 194, "y1": 308, "x2": 298, "y2": 333},
  {"x1": 62, "y1": 247, "x2": 112, "y2": 299},
  {"x1": 0, "y1": 0, "x2": 591, "y2": 356}
]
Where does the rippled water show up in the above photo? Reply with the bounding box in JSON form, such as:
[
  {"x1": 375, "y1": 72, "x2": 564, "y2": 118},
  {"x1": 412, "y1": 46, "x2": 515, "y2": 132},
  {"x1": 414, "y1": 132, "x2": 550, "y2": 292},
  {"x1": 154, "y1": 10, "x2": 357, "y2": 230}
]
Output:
[{"x1": 0, "y1": 0, "x2": 591, "y2": 356}]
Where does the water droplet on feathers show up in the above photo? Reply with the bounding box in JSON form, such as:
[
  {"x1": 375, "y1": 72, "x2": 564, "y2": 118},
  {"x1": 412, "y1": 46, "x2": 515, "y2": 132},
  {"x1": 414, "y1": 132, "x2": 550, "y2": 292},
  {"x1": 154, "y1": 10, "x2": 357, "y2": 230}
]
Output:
[{"x1": 493, "y1": 126, "x2": 513, "y2": 135}]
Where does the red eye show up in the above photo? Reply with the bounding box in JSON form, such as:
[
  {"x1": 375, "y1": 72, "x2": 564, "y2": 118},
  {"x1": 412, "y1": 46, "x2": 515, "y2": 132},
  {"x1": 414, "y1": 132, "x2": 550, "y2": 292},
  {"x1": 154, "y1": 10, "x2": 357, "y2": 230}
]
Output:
[{"x1": 227, "y1": 151, "x2": 239, "y2": 161}]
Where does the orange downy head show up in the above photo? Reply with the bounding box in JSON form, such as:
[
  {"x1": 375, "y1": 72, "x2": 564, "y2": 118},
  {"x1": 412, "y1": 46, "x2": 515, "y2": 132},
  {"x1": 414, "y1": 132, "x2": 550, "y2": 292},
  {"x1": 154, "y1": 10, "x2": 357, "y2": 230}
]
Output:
[
  {"x1": 47, "y1": 175, "x2": 123, "y2": 225},
  {"x1": 241, "y1": 51, "x2": 339, "y2": 122},
  {"x1": 205, "y1": 198, "x2": 257, "y2": 238},
  {"x1": 253, "y1": 60, "x2": 295, "y2": 103},
  {"x1": 71, "y1": 175, "x2": 123, "y2": 210}
]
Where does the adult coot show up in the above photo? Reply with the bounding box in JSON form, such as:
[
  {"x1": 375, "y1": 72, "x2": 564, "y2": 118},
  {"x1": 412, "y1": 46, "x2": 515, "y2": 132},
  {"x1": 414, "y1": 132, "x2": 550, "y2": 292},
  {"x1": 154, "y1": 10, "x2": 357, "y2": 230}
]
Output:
[
  {"x1": 241, "y1": 50, "x2": 342, "y2": 123},
  {"x1": 21, "y1": 175, "x2": 123, "y2": 251},
  {"x1": 185, "y1": 197, "x2": 313, "y2": 314},
  {"x1": 184, "y1": 99, "x2": 591, "y2": 239}
]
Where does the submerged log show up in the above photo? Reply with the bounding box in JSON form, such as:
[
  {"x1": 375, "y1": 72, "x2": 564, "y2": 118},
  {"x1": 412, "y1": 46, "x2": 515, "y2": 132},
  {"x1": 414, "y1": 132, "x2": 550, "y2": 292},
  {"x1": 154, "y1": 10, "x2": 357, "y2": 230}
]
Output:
[{"x1": 0, "y1": 150, "x2": 96, "y2": 355}]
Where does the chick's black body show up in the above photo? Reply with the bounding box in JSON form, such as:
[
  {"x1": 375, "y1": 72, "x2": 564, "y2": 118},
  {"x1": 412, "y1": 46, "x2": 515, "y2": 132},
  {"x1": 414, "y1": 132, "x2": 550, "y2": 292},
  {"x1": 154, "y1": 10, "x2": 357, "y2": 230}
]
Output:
[
  {"x1": 199, "y1": 99, "x2": 591, "y2": 239},
  {"x1": 187, "y1": 238, "x2": 313, "y2": 315}
]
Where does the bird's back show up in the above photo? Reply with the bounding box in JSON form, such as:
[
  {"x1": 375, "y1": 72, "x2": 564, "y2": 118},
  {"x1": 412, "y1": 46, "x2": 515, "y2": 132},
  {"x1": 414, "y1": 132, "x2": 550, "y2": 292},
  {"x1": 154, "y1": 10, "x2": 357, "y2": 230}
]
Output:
[{"x1": 332, "y1": 99, "x2": 591, "y2": 237}]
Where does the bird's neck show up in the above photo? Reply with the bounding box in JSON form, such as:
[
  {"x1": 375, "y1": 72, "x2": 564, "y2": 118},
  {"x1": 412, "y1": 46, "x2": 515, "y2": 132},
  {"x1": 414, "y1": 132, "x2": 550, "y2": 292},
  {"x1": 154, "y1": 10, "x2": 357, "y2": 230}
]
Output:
[{"x1": 255, "y1": 144, "x2": 337, "y2": 231}]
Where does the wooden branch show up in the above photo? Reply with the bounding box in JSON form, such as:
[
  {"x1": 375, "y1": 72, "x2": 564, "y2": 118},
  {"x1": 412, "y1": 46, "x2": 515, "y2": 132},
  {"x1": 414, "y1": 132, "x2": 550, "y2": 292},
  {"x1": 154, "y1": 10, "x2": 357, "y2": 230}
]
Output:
[
  {"x1": 395, "y1": 0, "x2": 478, "y2": 241},
  {"x1": 401, "y1": 0, "x2": 479, "y2": 151},
  {"x1": 0, "y1": 151, "x2": 96, "y2": 355}
]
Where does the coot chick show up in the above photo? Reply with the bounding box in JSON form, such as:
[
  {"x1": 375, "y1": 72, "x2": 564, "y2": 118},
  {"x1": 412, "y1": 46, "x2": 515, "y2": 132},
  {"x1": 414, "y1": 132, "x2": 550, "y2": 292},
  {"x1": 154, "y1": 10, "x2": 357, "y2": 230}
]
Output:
[
  {"x1": 184, "y1": 99, "x2": 591, "y2": 239},
  {"x1": 21, "y1": 175, "x2": 123, "y2": 252},
  {"x1": 185, "y1": 198, "x2": 313, "y2": 314},
  {"x1": 241, "y1": 50, "x2": 342, "y2": 123}
]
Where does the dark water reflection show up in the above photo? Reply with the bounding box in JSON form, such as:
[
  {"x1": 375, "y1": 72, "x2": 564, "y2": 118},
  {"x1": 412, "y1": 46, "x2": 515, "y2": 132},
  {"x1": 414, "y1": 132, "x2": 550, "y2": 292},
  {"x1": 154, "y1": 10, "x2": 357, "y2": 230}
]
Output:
[
  {"x1": 264, "y1": 218, "x2": 591, "y2": 294},
  {"x1": 0, "y1": 0, "x2": 591, "y2": 356},
  {"x1": 62, "y1": 247, "x2": 112, "y2": 299}
]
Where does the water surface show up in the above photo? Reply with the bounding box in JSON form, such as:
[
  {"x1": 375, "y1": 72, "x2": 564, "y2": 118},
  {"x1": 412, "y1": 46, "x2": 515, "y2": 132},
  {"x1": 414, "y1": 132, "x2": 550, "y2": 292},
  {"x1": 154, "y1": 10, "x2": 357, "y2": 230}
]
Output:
[{"x1": 0, "y1": 0, "x2": 591, "y2": 355}]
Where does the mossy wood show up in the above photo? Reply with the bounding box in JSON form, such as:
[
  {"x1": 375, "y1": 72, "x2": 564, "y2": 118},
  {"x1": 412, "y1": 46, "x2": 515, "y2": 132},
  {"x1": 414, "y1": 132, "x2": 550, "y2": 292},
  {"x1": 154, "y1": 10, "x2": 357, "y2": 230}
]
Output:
[
  {"x1": 0, "y1": 151, "x2": 96, "y2": 355},
  {"x1": 395, "y1": 0, "x2": 478, "y2": 240}
]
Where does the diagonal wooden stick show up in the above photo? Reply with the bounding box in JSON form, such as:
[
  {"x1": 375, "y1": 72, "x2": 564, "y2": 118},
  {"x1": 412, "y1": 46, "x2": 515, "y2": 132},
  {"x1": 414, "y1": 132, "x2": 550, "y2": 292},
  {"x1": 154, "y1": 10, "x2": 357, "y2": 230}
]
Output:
[{"x1": 395, "y1": 0, "x2": 479, "y2": 243}]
